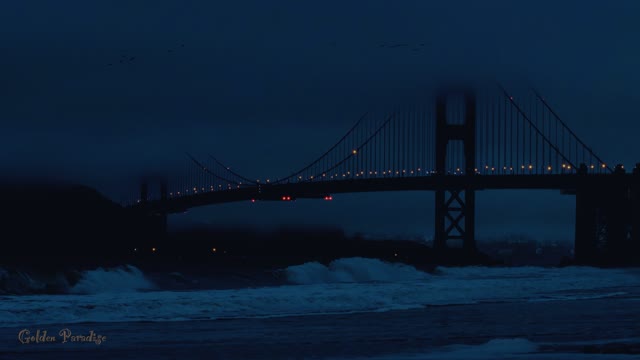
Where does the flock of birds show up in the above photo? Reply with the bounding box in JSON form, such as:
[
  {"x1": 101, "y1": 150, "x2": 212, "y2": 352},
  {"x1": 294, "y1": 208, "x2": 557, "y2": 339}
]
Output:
[{"x1": 107, "y1": 55, "x2": 136, "y2": 66}]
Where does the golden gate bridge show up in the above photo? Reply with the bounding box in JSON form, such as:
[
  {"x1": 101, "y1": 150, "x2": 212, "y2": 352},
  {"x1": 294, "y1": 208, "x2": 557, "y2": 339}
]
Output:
[{"x1": 124, "y1": 85, "x2": 640, "y2": 265}]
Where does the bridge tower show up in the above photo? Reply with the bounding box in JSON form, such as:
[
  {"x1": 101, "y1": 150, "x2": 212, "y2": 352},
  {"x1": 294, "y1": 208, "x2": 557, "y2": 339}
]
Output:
[
  {"x1": 434, "y1": 89, "x2": 476, "y2": 251},
  {"x1": 140, "y1": 177, "x2": 168, "y2": 236}
]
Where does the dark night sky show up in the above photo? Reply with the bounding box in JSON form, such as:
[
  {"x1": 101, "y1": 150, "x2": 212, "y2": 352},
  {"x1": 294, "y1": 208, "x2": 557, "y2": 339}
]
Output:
[{"x1": 2, "y1": 1, "x2": 639, "y2": 241}]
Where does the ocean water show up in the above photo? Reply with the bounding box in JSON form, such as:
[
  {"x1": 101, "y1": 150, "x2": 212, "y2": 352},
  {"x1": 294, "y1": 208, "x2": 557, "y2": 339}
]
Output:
[{"x1": 1, "y1": 258, "x2": 639, "y2": 359}]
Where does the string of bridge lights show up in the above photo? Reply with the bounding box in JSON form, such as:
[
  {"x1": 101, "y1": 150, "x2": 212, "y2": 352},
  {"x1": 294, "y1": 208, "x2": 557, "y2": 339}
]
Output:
[
  {"x1": 128, "y1": 88, "x2": 614, "y2": 206},
  {"x1": 132, "y1": 162, "x2": 608, "y2": 204}
]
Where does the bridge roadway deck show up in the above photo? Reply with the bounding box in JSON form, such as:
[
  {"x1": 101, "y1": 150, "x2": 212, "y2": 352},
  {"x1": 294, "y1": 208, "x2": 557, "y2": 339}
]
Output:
[{"x1": 130, "y1": 174, "x2": 638, "y2": 214}]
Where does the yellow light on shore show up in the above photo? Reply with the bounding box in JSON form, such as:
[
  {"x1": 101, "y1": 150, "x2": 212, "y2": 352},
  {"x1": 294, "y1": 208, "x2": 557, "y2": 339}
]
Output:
[
  {"x1": 212, "y1": 247, "x2": 217, "y2": 253},
  {"x1": 151, "y1": 247, "x2": 157, "y2": 252}
]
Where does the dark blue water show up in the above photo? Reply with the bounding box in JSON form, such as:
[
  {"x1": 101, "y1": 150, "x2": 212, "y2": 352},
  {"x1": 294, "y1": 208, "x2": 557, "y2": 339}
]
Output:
[{"x1": 1, "y1": 259, "x2": 638, "y2": 359}]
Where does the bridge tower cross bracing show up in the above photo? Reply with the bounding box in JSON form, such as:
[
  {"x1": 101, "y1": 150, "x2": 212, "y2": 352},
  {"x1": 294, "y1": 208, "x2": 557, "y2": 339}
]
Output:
[{"x1": 434, "y1": 89, "x2": 476, "y2": 251}]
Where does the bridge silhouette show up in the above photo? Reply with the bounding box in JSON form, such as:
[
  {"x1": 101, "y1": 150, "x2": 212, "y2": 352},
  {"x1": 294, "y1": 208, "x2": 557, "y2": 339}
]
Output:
[{"x1": 128, "y1": 85, "x2": 640, "y2": 265}]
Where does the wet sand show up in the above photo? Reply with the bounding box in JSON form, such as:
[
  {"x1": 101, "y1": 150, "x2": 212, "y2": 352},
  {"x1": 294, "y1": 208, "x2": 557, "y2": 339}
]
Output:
[{"x1": 1, "y1": 296, "x2": 638, "y2": 359}]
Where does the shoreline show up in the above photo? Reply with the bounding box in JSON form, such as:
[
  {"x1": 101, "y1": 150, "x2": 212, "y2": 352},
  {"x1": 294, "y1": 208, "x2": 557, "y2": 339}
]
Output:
[{"x1": 1, "y1": 298, "x2": 639, "y2": 359}]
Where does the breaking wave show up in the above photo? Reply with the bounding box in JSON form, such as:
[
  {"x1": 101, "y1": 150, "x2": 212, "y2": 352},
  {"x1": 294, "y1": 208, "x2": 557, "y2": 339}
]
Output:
[
  {"x1": 0, "y1": 265, "x2": 153, "y2": 295},
  {"x1": 330, "y1": 338, "x2": 539, "y2": 359},
  {"x1": 70, "y1": 265, "x2": 154, "y2": 294},
  {"x1": 0, "y1": 260, "x2": 637, "y2": 327},
  {"x1": 285, "y1": 257, "x2": 430, "y2": 284}
]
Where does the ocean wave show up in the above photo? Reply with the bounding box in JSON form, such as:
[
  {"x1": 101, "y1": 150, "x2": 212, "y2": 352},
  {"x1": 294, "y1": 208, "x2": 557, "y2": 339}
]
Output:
[
  {"x1": 0, "y1": 265, "x2": 153, "y2": 295},
  {"x1": 329, "y1": 337, "x2": 640, "y2": 359},
  {"x1": 0, "y1": 267, "x2": 69, "y2": 295},
  {"x1": 285, "y1": 257, "x2": 430, "y2": 284},
  {"x1": 0, "y1": 261, "x2": 638, "y2": 327},
  {"x1": 373, "y1": 338, "x2": 538, "y2": 360},
  {"x1": 70, "y1": 265, "x2": 155, "y2": 294}
]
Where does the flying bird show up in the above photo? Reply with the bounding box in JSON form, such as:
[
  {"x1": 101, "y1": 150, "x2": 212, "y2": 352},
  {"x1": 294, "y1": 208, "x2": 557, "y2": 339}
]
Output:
[{"x1": 108, "y1": 53, "x2": 137, "y2": 66}]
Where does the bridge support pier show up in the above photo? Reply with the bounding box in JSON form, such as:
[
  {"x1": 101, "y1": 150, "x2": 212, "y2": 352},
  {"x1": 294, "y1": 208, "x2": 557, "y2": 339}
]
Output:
[
  {"x1": 632, "y1": 165, "x2": 640, "y2": 259},
  {"x1": 435, "y1": 188, "x2": 475, "y2": 251},
  {"x1": 574, "y1": 188, "x2": 598, "y2": 264},
  {"x1": 575, "y1": 167, "x2": 634, "y2": 265},
  {"x1": 138, "y1": 177, "x2": 169, "y2": 247},
  {"x1": 433, "y1": 88, "x2": 477, "y2": 251}
]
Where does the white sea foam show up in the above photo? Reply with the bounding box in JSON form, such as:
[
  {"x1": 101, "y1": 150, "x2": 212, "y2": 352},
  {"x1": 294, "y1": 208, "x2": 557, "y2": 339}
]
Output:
[
  {"x1": 70, "y1": 265, "x2": 154, "y2": 294},
  {"x1": 0, "y1": 260, "x2": 637, "y2": 327},
  {"x1": 285, "y1": 257, "x2": 430, "y2": 284},
  {"x1": 329, "y1": 338, "x2": 640, "y2": 359},
  {"x1": 374, "y1": 338, "x2": 537, "y2": 359}
]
